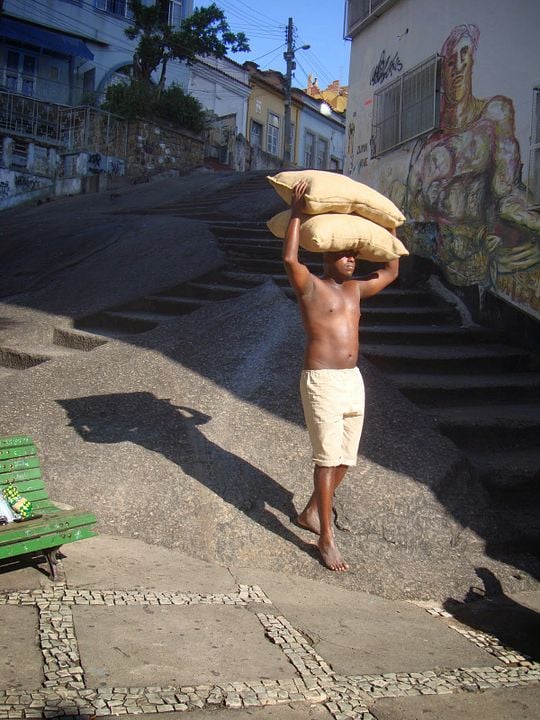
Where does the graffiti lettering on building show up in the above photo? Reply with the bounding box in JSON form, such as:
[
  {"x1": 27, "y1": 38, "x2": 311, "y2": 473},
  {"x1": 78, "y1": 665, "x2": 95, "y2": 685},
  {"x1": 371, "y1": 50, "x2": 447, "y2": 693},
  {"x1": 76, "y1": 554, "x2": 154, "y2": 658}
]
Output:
[
  {"x1": 350, "y1": 142, "x2": 370, "y2": 175},
  {"x1": 370, "y1": 50, "x2": 403, "y2": 86},
  {"x1": 108, "y1": 159, "x2": 121, "y2": 176},
  {"x1": 0, "y1": 181, "x2": 9, "y2": 198},
  {"x1": 14, "y1": 175, "x2": 41, "y2": 191},
  {"x1": 89, "y1": 153, "x2": 105, "y2": 173}
]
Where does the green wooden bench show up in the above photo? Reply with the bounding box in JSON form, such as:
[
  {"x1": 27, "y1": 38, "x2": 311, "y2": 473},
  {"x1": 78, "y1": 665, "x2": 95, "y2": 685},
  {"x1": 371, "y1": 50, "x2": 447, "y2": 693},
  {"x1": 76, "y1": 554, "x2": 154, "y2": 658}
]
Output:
[{"x1": 0, "y1": 434, "x2": 97, "y2": 580}]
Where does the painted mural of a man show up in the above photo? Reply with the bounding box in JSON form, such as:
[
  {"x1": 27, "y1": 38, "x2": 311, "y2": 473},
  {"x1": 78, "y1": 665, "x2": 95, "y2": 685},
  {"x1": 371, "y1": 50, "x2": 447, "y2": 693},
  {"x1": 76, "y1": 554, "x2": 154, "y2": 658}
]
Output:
[{"x1": 406, "y1": 24, "x2": 539, "y2": 302}]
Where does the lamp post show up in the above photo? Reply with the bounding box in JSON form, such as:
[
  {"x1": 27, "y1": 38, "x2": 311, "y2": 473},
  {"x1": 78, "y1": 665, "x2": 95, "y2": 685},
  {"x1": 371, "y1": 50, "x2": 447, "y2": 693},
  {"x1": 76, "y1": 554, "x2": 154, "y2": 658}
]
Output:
[{"x1": 283, "y1": 17, "x2": 309, "y2": 165}]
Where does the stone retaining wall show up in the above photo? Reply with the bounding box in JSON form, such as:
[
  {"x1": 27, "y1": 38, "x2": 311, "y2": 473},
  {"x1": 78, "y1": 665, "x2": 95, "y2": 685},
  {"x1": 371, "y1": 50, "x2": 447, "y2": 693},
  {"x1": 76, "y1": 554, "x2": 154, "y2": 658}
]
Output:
[{"x1": 126, "y1": 120, "x2": 204, "y2": 179}]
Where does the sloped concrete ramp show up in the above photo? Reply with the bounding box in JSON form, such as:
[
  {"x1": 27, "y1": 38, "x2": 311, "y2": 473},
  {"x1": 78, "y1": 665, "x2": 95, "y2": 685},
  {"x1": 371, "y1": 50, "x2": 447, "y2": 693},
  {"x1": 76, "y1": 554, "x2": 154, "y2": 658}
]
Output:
[{"x1": 2, "y1": 281, "x2": 538, "y2": 601}]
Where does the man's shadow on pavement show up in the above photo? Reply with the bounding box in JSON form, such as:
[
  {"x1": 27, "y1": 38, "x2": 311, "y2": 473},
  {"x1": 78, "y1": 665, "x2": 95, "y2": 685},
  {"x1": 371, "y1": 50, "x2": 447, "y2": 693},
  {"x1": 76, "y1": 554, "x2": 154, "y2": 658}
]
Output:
[
  {"x1": 57, "y1": 391, "x2": 315, "y2": 557},
  {"x1": 443, "y1": 567, "x2": 540, "y2": 662}
]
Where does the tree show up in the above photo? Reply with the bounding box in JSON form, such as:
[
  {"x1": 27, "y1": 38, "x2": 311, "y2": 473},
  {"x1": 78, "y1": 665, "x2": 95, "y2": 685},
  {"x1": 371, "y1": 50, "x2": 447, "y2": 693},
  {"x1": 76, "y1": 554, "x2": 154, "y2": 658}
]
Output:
[{"x1": 126, "y1": 1, "x2": 249, "y2": 93}]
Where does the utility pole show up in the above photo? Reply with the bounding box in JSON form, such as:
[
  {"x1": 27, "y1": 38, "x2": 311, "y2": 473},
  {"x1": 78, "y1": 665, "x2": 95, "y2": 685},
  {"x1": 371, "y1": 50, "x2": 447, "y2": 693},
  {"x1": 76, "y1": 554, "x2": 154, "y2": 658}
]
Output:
[{"x1": 283, "y1": 17, "x2": 294, "y2": 165}]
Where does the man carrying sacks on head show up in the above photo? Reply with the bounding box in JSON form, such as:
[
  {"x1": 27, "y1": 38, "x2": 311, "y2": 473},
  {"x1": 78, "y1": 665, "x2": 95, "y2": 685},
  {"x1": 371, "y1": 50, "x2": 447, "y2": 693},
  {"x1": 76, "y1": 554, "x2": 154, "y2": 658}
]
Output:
[{"x1": 270, "y1": 170, "x2": 407, "y2": 572}]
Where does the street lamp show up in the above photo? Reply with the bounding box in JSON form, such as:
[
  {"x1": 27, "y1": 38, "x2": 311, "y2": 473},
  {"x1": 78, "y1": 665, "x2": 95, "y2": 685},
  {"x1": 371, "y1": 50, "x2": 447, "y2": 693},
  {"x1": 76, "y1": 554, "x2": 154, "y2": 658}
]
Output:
[{"x1": 283, "y1": 17, "x2": 310, "y2": 165}]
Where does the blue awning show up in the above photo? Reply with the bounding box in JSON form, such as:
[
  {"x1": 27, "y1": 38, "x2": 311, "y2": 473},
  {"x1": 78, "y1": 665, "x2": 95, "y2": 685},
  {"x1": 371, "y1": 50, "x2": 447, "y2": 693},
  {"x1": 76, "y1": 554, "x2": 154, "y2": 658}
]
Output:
[{"x1": 0, "y1": 17, "x2": 94, "y2": 60}]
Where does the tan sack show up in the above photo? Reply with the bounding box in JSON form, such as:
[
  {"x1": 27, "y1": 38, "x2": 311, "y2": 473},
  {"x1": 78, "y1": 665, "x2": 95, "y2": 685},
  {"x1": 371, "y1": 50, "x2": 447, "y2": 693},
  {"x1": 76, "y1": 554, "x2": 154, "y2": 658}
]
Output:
[
  {"x1": 267, "y1": 170, "x2": 405, "y2": 229},
  {"x1": 267, "y1": 210, "x2": 409, "y2": 261}
]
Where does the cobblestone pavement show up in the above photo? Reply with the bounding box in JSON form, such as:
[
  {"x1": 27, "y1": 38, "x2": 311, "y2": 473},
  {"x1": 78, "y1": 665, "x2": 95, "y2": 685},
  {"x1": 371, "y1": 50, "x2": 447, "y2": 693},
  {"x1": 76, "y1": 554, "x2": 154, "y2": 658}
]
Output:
[{"x1": 1, "y1": 568, "x2": 538, "y2": 720}]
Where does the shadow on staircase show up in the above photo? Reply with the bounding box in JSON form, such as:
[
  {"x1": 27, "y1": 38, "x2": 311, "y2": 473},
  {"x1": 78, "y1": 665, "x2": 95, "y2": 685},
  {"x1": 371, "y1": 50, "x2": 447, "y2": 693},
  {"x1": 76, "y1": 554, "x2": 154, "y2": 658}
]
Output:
[{"x1": 51, "y1": 184, "x2": 540, "y2": 561}]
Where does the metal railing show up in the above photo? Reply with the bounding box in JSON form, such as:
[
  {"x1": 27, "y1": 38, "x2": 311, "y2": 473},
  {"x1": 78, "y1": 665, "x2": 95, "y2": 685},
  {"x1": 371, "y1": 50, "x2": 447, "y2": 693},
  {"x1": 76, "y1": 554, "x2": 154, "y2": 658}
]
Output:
[
  {"x1": 58, "y1": 105, "x2": 128, "y2": 158},
  {"x1": 0, "y1": 90, "x2": 128, "y2": 158},
  {"x1": 0, "y1": 91, "x2": 67, "y2": 144}
]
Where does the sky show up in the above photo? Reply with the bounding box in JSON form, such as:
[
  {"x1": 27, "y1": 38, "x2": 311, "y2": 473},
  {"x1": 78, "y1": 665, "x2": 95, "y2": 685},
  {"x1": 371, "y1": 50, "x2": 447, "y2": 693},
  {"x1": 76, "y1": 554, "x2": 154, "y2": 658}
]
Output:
[{"x1": 213, "y1": 0, "x2": 352, "y2": 89}]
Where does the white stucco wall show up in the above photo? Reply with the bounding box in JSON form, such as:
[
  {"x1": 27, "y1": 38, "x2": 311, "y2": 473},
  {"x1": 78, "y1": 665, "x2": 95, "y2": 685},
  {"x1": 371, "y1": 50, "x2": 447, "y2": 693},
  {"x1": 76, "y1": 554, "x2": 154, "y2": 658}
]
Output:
[{"x1": 188, "y1": 58, "x2": 250, "y2": 134}]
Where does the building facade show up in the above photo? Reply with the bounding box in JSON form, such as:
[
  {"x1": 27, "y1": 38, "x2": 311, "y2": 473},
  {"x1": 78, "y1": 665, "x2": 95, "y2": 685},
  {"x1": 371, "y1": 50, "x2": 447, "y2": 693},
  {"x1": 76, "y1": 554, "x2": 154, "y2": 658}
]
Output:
[
  {"x1": 344, "y1": 0, "x2": 540, "y2": 320},
  {"x1": 245, "y1": 63, "x2": 346, "y2": 170},
  {"x1": 295, "y1": 92, "x2": 345, "y2": 171},
  {"x1": 0, "y1": 0, "x2": 194, "y2": 105}
]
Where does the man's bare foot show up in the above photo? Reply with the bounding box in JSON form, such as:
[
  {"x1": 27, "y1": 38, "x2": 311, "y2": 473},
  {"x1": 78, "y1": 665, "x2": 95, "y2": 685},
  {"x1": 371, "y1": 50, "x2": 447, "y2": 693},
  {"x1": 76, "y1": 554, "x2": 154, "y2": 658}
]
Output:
[
  {"x1": 317, "y1": 537, "x2": 349, "y2": 572},
  {"x1": 295, "y1": 507, "x2": 320, "y2": 535}
]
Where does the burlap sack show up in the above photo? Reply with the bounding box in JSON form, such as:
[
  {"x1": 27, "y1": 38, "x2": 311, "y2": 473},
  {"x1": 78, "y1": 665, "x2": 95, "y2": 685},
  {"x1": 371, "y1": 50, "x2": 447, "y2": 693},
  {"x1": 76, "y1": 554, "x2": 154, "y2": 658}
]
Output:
[
  {"x1": 267, "y1": 170, "x2": 405, "y2": 229},
  {"x1": 267, "y1": 210, "x2": 409, "y2": 261}
]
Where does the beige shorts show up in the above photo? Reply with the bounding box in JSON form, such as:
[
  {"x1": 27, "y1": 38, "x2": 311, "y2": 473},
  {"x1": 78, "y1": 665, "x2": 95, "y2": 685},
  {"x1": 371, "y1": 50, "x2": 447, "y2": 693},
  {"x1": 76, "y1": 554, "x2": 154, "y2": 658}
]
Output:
[{"x1": 300, "y1": 367, "x2": 365, "y2": 467}]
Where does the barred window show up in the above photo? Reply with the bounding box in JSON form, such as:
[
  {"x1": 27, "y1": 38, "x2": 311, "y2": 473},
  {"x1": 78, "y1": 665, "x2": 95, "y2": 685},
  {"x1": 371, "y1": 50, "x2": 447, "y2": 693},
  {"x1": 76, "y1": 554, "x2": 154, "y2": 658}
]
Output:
[
  {"x1": 372, "y1": 55, "x2": 440, "y2": 156},
  {"x1": 527, "y1": 88, "x2": 540, "y2": 209}
]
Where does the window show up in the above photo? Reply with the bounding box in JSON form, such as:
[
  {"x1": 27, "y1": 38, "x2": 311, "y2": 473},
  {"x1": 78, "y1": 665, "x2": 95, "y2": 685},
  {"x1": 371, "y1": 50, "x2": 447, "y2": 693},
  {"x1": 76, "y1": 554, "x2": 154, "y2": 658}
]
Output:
[
  {"x1": 94, "y1": 0, "x2": 132, "y2": 19},
  {"x1": 316, "y1": 137, "x2": 328, "y2": 169},
  {"x1": 267, "y1": 112, "x2": 280, "y2": 156},
  {"x1": 372, "y1": 54, "x2": 439, "y2": 156},
  {"x1": 528, "y1": 88, "x2": 540, "y2": 209},
  {"x1": 4, "y1": 50, "x2": 36, "y2": 96},
  {"x1": 169, "y1": 0, "x2": 184, "y2": 28},
  {"x1": 344, "y1": 0, "x2": 397, "y2": 39},
  {"x1": 250, "y1": 120, "x2": 262, "y2": 148},
  {"x1": 304, "y1": 131, "x2": 315, "y2": 166}
]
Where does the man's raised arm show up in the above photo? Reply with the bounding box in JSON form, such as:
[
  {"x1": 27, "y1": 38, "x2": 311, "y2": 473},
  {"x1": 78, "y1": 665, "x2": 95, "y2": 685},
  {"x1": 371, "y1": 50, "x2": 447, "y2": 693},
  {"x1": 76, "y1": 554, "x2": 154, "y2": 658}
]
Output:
[
  {"x1": 358, "y1": 226, "x2": 400, "y2": 299},
  {"x1": 283, "y1": 181, "x2": 313, "y2": 297}
]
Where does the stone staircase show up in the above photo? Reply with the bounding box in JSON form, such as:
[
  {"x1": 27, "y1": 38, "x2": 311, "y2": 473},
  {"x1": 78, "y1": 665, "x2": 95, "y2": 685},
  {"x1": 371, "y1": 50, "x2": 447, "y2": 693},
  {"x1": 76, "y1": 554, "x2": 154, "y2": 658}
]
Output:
[{"x1": 4, "y1": 175, "x2": 539, "y2": 551}]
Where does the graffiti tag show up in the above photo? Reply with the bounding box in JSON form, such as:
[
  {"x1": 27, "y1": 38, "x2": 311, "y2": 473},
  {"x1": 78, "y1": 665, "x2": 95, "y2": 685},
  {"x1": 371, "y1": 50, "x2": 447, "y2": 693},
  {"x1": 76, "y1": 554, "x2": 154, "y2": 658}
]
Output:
[
  {"x1": 370, "y1": 50, "x2": 403, "y2": 86},
  {"x1": 108, "y1": 159, "x2": 121, "y2": 176},
  {"x1": 14, "y1": 175, "x2": 41, "y2": 191},
  {"x1": 0, "y1": 181, "x2": 9, "y2": 198}
]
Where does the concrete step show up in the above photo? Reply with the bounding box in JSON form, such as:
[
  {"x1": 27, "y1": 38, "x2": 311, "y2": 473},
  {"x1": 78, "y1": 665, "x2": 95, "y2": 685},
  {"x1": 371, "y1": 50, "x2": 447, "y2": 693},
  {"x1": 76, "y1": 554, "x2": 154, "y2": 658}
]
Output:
[
  {"x1": 429, "y1": 403, "x2": 540, "y2": 450},
  {"x1": 361, "y1": 324, "x2": 499, "y2": 346},
  {"x1": 363, "y1": 343, "x2": 532, "y2": 374},
  {"x1": 75, "y1": 312, "x2": 159, "y2": 337},
  {"x1": 362, "y1": 287, "x2": 436, "y2": 307},
  {"x1": 117, "y1": 295, "x2": 213, "y2": 315},
  {"x1": 211, "y1": 224, "x2": 274, "y2": 239},
  {"x1": 177, "y1": 281, "x2": 253, "y2": 300},
  {"x1": 228, "y1": 257, "x2": 324, "y2": 274},
  {"x1": 389, "y1": 371, "x2": 540, "y2": 406},
  {"x1": 219, "y1": 270, "x2": 273, "y2": 286},
  {"x1": 0, "y1": 343, "x2": 86, "y2": 370},
  {"x1": 361, "y1": 306, "x2": 458, "y2": 325},
  {"x1": 465, "y1": 447, "x2": 540, "y2": 489}
]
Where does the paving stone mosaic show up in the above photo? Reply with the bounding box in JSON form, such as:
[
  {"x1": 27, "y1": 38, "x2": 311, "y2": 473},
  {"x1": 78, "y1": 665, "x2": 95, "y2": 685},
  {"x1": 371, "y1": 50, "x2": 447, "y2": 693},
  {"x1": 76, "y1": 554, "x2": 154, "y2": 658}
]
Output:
[{"x1": 0, "y1": 580, "x2": 538, "y2": 719}]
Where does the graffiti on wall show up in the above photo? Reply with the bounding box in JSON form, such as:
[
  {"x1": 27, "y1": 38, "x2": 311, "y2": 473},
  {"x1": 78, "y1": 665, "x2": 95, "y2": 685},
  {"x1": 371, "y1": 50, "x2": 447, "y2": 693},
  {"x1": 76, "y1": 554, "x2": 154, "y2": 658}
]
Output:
[
  {"x1": 14, "y1": 175, "x2": 43, "y2": 192},
  {"x1": 402, "y1": 24, "x2": 540, "y2": 316},
  {"x1": 370, "y1": 50, "x2": 403, "y2": 86}
]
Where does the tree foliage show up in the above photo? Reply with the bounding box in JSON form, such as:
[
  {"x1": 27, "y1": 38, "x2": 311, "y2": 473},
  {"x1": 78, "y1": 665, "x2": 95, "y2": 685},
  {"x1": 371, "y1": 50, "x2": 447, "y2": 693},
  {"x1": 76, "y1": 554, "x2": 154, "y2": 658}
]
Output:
[
  {"x1": 102, "y1": 81, "x2": 206, "y2": 133},
  {"x1": 126, "y1": 0, "x2": 249, "y2": 90}
]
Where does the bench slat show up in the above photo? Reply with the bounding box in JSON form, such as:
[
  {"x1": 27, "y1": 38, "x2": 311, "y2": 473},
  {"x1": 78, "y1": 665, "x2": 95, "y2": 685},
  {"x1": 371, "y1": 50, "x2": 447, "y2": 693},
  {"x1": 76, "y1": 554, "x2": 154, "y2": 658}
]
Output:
[
  {"x1": 0, "y1": 435, "x2": 33, "y2": 449},
  {"x1": 0, "y1": 445, "x2": 38, "y2": 461},
  {"x1": 0, "y1": 457, "x2": 41, "y2": 474},
  {"x1": 0, "y1": 524, "x2": 97, "y2": 560},
  {"x1": 0, "y1": 468, "x2": 43, "y2": 485},
  {"x1": 0, "y1": 510, "x2": 97, "y2": 547},
  {"x1": 0, "y1": 477, "x2": 45, "y2": 492}
]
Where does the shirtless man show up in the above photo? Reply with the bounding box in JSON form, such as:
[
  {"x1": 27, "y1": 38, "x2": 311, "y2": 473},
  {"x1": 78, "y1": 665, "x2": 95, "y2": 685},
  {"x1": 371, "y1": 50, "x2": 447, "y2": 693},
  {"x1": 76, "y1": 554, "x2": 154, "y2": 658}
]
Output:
[{"x1": 283, "y1": 180, "x2": 399, "y2": 572}]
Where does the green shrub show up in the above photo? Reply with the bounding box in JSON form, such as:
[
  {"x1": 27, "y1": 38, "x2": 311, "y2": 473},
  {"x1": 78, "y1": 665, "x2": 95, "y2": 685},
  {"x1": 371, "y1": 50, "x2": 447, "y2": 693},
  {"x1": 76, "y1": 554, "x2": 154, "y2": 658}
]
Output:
[
  {"x1": 102, "y1": 81, "x2": 155, "y2": 120},
  {"x1": 102, "y1": 81, "x2": 205, "y2": 133},
  {"x1": 156, "y1": 84, "x2": 205, "y2": 133}
]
